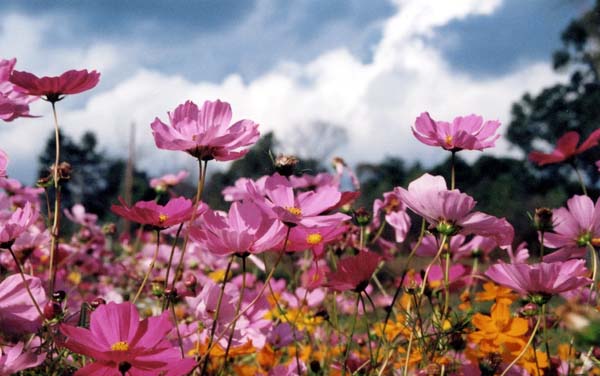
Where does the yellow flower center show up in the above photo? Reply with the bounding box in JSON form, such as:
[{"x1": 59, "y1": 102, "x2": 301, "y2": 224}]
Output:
[
  {"x1": 111, "y1": 341, "x2": 130, "y2": 351},
  {"x1": 286, "y1": 206, "x2": 302, "y2": 216},
  {"x1": 158, "y1": 213, "x2": 168, "y2": 224},
  {"x1": 445, "y1": 135, "x2": 453, "y2": 146},
  {"x1": 306, "y1": 233, "x2": 323, "y2": 245}
]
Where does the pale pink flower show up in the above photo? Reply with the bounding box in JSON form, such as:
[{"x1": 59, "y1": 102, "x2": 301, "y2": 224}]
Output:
[
  {"x1": 149, "y1": 170, "x2": 189, "y2": 192},
  {"x1": 0, "y1": 341, "x2": 46, "y2": 376},
  {"x1": 0, "y1": 274, "x2": 47, "y2": 335},
  {"x1": 397, "y1": 173, "x2": 514, "y2": 246},
  {"x1": 286, "y1": 224, "x2": 347, "y2": 258},
  {"x1": 0, "y1": 149, "x2": 7, "y2": 178},
  {"x1": 60, "y1": 302, "x2": 195, "y2": 376},
  {"x1": 151, "y1": 99, "x2": 259, "y2": 161},
  {"x1": 222, "y1": 176, "x2": 268, "y2": 201},
  {"x1": 0, "y1": 58, "x2": 38, "y2": 121},
  {"x1": 111, "y1": 196, "x2": 194, "y2": 229},
  {"x1": 249, "y1": 173, "x2": 350, "y2": 227},
  {"x1": 485, "y1": 259, "x2": 591, "y2": 296},
  {"x1": 190, "y1": 201, "x2": 286, "y2": 256},
  {"x1": 0, "y1": 202, "x2": 37, "y2": 245},
  {"x1": 543, "y1": 195, "x2": 600, "y2": 262},
  {"x1": 412, "y1": 112, "x2": 501, "y2": 151}
]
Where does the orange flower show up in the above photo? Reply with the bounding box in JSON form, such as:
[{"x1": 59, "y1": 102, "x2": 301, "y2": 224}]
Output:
[
  {"x1": 469, "y1": 303, "x2": 528, "y2": 355},
  {"x1": 475, "y1": 282, "x2": 517, "y2": 305},
  {"x1": 514, "y1": 346, "x2": 548, "y2": 376}
]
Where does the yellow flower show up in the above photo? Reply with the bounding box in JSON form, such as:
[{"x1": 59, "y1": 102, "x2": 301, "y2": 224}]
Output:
[
  {"x1": 469, "y1": 303, "x2": 528, "y2": 355},
  {"x1": 475, "y1": 282, "x2": 517, "y2": 305}
]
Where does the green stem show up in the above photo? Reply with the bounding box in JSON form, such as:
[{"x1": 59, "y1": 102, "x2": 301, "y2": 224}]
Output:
[
  {"x1": 341, "y1": 294, "x2": 361, "y2": 376},
  {"x1": 200, "y1": 255, "x2": 234, "y2": 376},
  {"x1": 48, "y1": 101, "x2": 62, "y2": 297},
  {"x1": 132, "y1": 229, "x2": 161, "y2": 304},
  {"x1": 359, "y1": 294, "x2": 375, "y2": 369},
  {"x1": 587, "y1": 242, "x2": 598, "y2": 305},
  {"x1": 442, "y1": 251, "x2": 451, "y2": 319},
  {"x1": 8, "y1": 247, "x2": 43, "y2": 317},
  {"x1": 171, "y1": 159, "x2": 208, "y2": 289},
  {"x1": 221, "y1": 255, "x2": 247, "y2": 370},
  {"x1": 573, "y1": 162, "x2": 588, "y2": 196},
  {"x1": 450, "y1": 151, "x2": 456, "y2": 190},
  {"x1": 163, "y1": 223, "x2": 184, "y2": 307}
]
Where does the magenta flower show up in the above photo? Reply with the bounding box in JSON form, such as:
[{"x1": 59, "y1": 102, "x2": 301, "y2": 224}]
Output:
[
  {"x1": 397, "y1": 174, "x2": 514, "y2": 246},
  {"x1": 325, "y1": 251, "x2": 382, "y2": 292},
  {"x1": 10, "y1": 68, "x2": 100, "y2": 102},
  {"x1": 542, "y1": 195, "x2": 600, "y2": 262},
  {"x1": 0, "y1": 149, "x2": 7, "y2": 178},
  {"x1": 529, "y1": 129, "x2": 600, "y2": 166},
  {"x1": 412, "y1": 112, "x2": 501, "y2": 151},
  {"x1": 0, "y1": 274, "x2": 47, "y2": 335},
  {"x1": 250, "y1": 173, "x2": 350, "y2": 227},
  {"x1": 0, "y1": 202, "x2": 37, "y2": 245},
  {"x1": 0, "y1": 341, "x2": 46, "y2": 375},
  {"x1": 60, "y1": 302, "x2": 195, "y2": 376},
  {"x1": 111, "y1": 196, "x2": 193, "y2": 229},
  {"x1": 286, "y1": 224, "x2": 348, "y2": 259},
  {"x1": 0, "y1": 58, "x2": 38, "y2": 121},
  {"x1": 485, "y1": 259, "x2": 591, "y2": 296},
  {"x1": 190, "y1": 201, "x2": 286, "y2": 256},
  {"x1": 149, "y1": 170, "x2": 189, "y2": 192},
  {"x1": 151, "y1": 99, "x2": 260, "y2": 161}
]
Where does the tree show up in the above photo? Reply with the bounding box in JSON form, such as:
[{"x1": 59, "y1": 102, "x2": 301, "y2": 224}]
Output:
[
  {"x1": 507, "y1": 1, "x2": 600, "y2": 184},
  {"x1": 38, "y1": 131, "x2": 153, "y2": 222}
]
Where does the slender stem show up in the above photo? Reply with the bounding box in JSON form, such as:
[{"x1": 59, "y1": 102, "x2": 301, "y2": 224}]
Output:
[
  {"x1": 375, "y1": 219, "x2": 426, "y2": 362},
  {"x1": 541, "y1": 304, "x2": 551, "y2": 368},
  {"x1": 540, "y1": 231, "x2": 545, "y2": 259},
  {"x1": 170, "y1": 303, "x2": 185, "y2": 358},
  {"x1": 359, "y1": 294, "x2": 375, "y2": 368},
  {"x1": 442, "y1": 251, "x2": 451, "y2": 319},
  {"x1": 132, "y1": 230, "x2": 161, "y2": 304},
  {"x1": 171, "y1": 159, "x2": 208, "y2": 289},
  {"x1": 500, "y1": 314, "x2": 542, "y2": 376},
  {"x1": 221, "y1": 255, "x2": 246, "y2": 368},
  {"x1": 341, "y1": 294, "x2": 361, "y2": 376},
  {"x1": 450, "y1": 151, "x2": 456, "y2": 190},
  {"x1": 572, "y1": 162, "x2": 588, "y2": 196},
  {"x1": 163, "y1": 224, "x2": 184, "y2": 293},
  {"x1": 48, "y1": 102, "x2": 62, "y2": 296},
  {"x1": 587, "y1": 242, "x2": 598, "y2": 305},
  {"x1": 419, "y1": 234, "x2": 448, "y2": 295},
  {"x1": 200, "y1": 255, "x2": 234, "y2": 376},
  {"x1": 8, "y1": 247, "x2": 43, "y2": 317},
  {"x1": 402, "y1": 330, "x2": 414, "y2": 376},
  {"x1": 199, "y1": 227, "x2": 291, "y2": 365}
]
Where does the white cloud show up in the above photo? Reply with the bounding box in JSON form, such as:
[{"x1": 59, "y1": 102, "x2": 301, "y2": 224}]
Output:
[{"x1": 1, "y1": 0, "x2": 564, "y2": 184}]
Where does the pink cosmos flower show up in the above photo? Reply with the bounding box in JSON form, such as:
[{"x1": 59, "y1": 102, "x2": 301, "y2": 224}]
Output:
[
  {"x1": 249, "y1": 173, "x2": 350, "y2": 227},
  {"x1": 111, "y1": 196, "x2": 193, "y2": 229},
  {"x1": 222, "y1": 176, "x2": 268, "y2": 201},
  {"x1": 190, "y1": 201, "x2": 286, "y2": 256},
  {"x1": 60, "y1": 302, "x2": 195, "y2": 376},
  {"x1": 286, "y1": 224, "x2": 347, "y2": 259},
  {"x1": 397, "y1": 174, "x2": 514, "y2": 246},
  {"x1": 10, "y1": 68, "x2": 100, "y2": 102},
  {"x1": 529, "y1": 129, "x2": 600, "y2": 166},
  {"x1": 0, "y1": 202, "x2": 37, "y2": 245},
  {"x1": 542, "y1": 195, "x2": 600, "y2": 262},
  {"x1": 149, "y1": 170, "x2": 189, "y2": 192},
  {"x1": 0, "y1": 274, "x2": 47, "y2": 335},
  {"x1": 0, "y1": 149, "x2": 7, "y2": 178},
  {"x1": 151, "y1": 99, "x2": 260, "y2": 161},
  {"x1": 485, "y1": 259, "x2": 591, "y2": 296},
  {"x1": 0, "y1": 58, "x2": 38, "y2": 121},
  {"x1": 0, "y1": 341, "x2": 46, "y2": 375},
  {"x1": 325, "y1": 251, "x2": 382, "y2": 292},
  {"x1": 412, "y1": 112, "x2": 501, "y2": 151}
]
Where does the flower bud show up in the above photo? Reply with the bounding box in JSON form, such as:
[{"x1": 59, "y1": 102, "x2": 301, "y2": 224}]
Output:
[
  {"x1": 184, "y1": 274, "x2": 197, "y2": 292},
  {"x1": 44, "y1": 301, "x2": 62, "y2": 320},
  {"x1": 52, "y1": 290, "x2": 66, "y2": 303},
  {"x1": 351, "y1": 207, "x2": 371, "y2": 227},
  {"x1": 90, "y1": 297, "x2": 106, "y2": 310}
]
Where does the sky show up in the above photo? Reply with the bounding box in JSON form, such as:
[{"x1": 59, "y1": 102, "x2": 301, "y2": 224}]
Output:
[{"x1": 0, "y1": 0, "x2": 593, "y2": 183}]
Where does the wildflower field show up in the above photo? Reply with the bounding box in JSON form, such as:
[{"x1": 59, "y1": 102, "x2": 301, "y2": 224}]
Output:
[{"x1": 3, "y1": 30, "x2": 600, "y2": 376}]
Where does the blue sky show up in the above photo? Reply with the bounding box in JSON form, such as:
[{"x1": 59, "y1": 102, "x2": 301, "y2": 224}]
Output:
[{"x1": 0, "y1": 0, "x2": 592, "y2": 183}]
